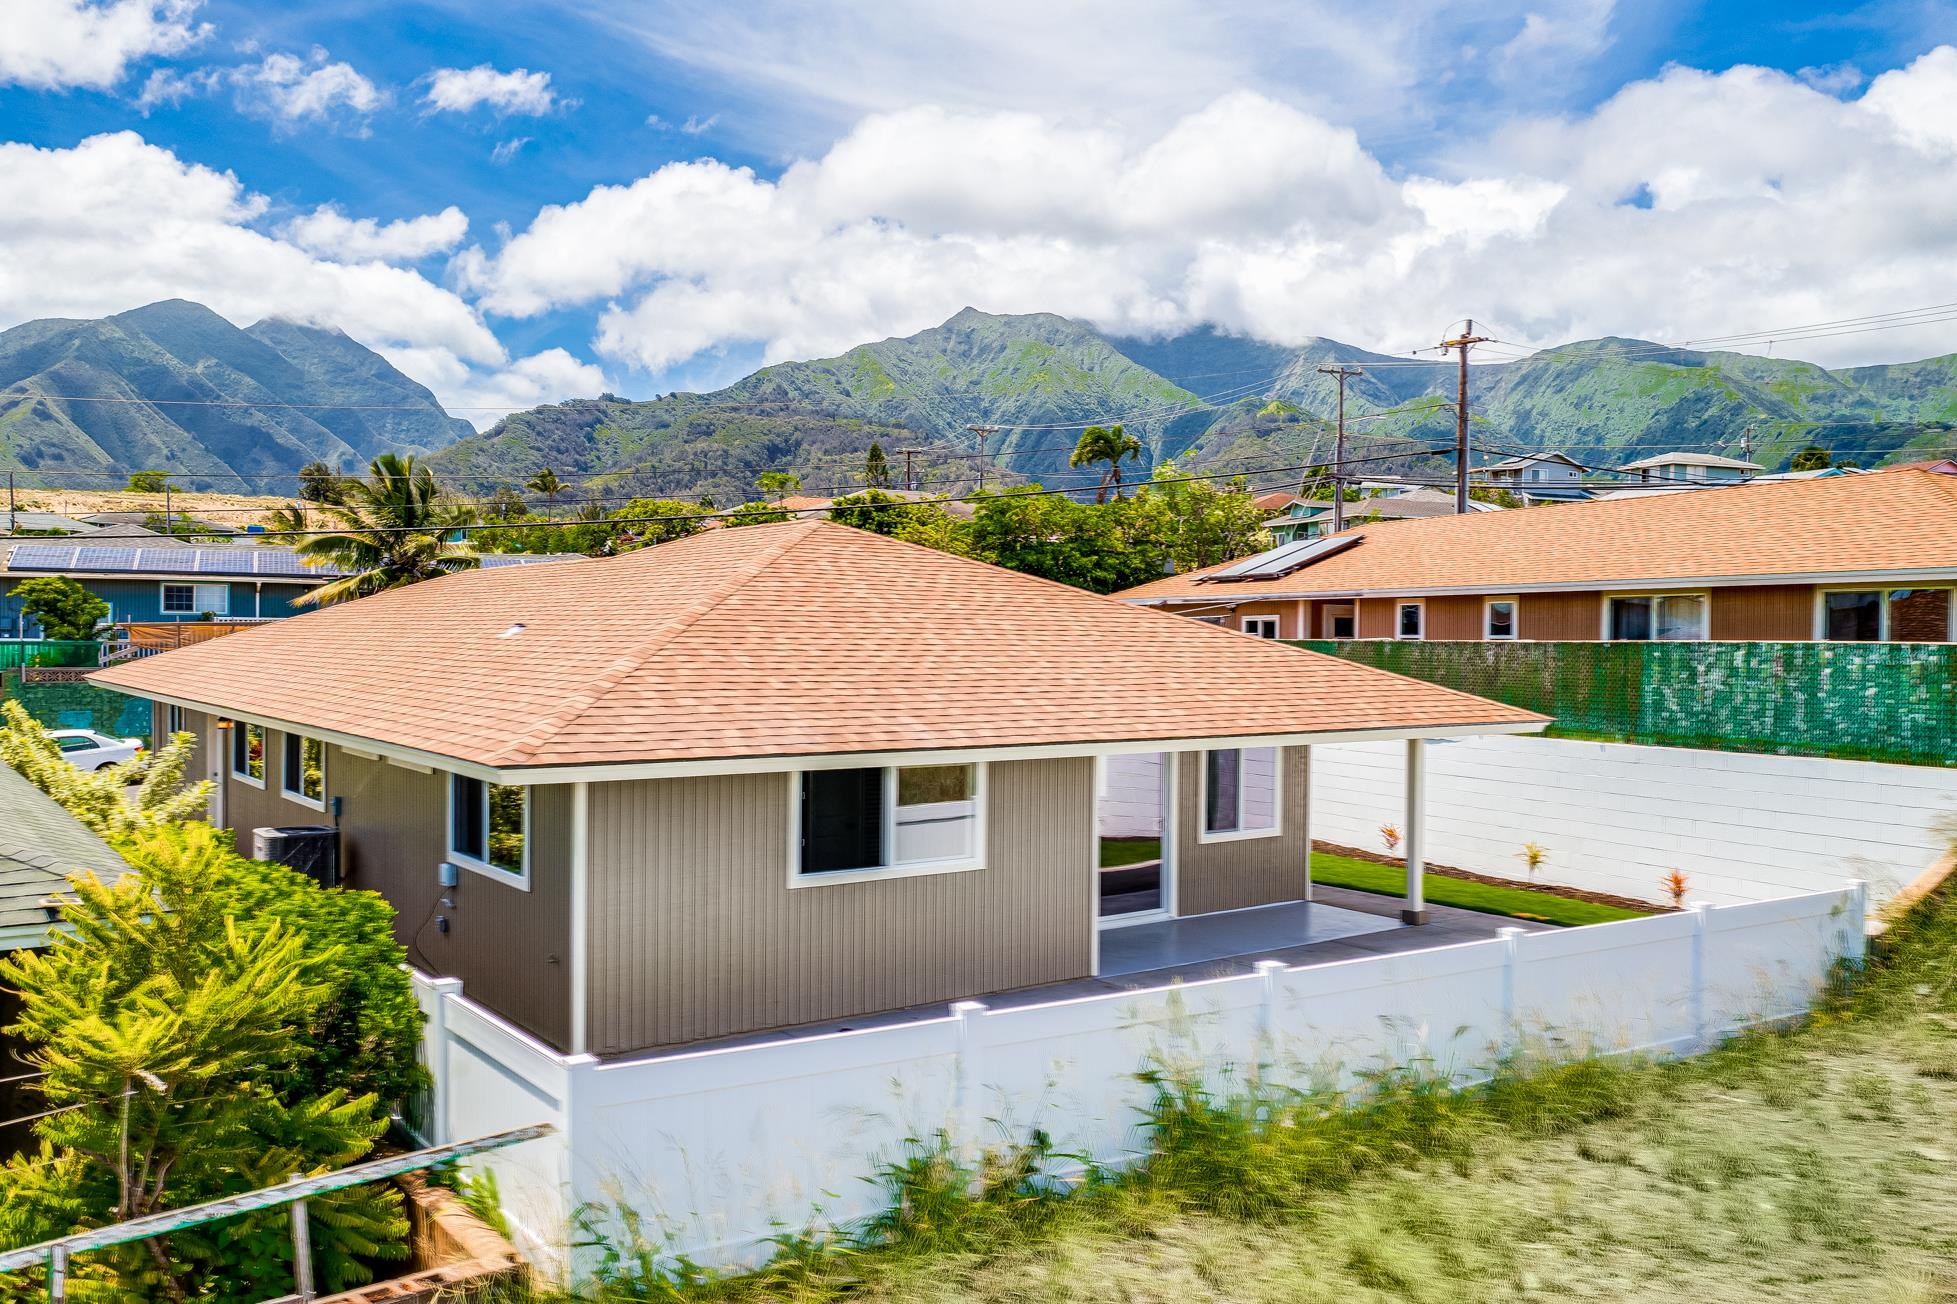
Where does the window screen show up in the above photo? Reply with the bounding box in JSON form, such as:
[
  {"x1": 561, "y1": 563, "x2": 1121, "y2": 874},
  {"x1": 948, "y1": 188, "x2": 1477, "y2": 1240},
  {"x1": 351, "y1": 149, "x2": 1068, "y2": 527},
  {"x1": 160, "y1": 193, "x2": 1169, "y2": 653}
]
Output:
[
  {"x1": 283, "y1": 734, "x2": 324, "y2": 801},
  {"x1": 1824, "y1": 591, "x2": 1882, "y2": 641},
  {"x1": 1888, "y1": 589, "x2": 1950, "y2": 642},
  {"x1": 1205, "y1": 748, "x2": 1279, "y2": 837},
  {"x1": 1486, "y1": 600, "x2": 1516, "y2": 639},
  {"x1": 451, "y1": 775, "x2": 486, "y2": 861},
  {"x1": 161, "y1": 584, "x2": 195, "y2": 613},
  {"x1": 1397, "y1": 604, "x2": 1423, "y2": 638},
  {"x1": 801, "y1": 768, "x2": 885, "y2": 874}
]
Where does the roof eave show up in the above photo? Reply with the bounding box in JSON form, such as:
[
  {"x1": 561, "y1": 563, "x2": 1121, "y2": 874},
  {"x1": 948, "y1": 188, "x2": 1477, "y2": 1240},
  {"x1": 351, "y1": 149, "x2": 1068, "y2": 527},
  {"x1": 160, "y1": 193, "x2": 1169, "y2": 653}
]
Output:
[
  {"x1": 1121, "y1": 565, "x2": 1957, "y2": 604},
  {"x1": 106, "y1": 676, "x2": 1546, "y2": 783}
]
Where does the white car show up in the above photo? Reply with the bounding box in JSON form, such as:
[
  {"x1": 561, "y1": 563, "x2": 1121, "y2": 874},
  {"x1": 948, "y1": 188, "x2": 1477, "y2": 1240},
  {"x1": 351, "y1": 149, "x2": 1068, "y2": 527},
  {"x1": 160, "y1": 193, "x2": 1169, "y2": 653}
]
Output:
[{"x1": 48, "y1": 729, "x2": 146, "y2": 772}]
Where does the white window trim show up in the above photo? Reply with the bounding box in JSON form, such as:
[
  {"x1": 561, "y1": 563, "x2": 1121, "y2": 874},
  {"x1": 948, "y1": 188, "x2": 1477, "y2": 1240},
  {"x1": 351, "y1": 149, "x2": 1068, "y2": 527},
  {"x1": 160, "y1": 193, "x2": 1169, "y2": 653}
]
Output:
[
  {"x1": 280, "y1": 732, "x2": 327, "y2": 811},
  {"x1": 1484, "y1": 597, "x2": 1519, "y2": 641},
  {"x1": 1196, "y1": 747, "x2": 1285, "y2": 844},
  {"x1": 160, "y1": 581, "x2": 228, "y2": 616},
  {"x1": 1241, "y1": 616, "x2": 1280, "y2": 639},
  {"x1": 1395, "y1": 600, "x2": 1425, "y2": 640},
  {"x1": 1602, "y1": 592, "x2": 1710, "y2": 642},
  {"x1": 786, "y1": 764, "x2": 989, "y2": 889},
  {"x1": 446, "y1": 773, "x2": 531, "y2": 890},
  {"x1": 230, "y1": 721, "x2": 265, "y2": 788},
  {"x1": 1813, "y1": 585, "x2": 1953, "y2": 642}
]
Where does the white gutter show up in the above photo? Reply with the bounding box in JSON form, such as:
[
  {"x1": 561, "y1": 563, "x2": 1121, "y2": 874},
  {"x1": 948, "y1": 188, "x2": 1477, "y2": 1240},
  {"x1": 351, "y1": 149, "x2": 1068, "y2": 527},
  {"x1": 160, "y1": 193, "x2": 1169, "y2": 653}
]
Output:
[
  {"x1": 1124, "y1": 566, "x2": 1957, "y2": 605},
  {"x1": 92, "y1": 680, "x2": 1547, "y2": 786}
]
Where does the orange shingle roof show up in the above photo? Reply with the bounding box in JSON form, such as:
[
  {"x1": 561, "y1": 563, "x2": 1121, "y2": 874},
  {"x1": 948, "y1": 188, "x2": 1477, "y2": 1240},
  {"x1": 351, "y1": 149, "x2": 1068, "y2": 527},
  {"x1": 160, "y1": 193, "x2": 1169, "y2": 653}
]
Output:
[
  {"x1": 92, "y1": 521, "x2": 1540, "y2": 771},
  {"x1": 1117, "y1": 469, "x2": 1957, "y2": 602}
]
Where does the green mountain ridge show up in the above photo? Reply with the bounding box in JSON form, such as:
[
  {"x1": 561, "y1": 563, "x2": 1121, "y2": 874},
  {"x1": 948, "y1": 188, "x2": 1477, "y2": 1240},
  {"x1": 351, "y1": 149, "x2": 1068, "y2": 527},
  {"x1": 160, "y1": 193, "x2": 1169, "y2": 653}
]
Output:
[
  {"x1": 5, "y1": 299, "x2": 1953, "y2": 502},
  {"x1": 0, "y1": 300, "x2": 472, "y2": 490}
]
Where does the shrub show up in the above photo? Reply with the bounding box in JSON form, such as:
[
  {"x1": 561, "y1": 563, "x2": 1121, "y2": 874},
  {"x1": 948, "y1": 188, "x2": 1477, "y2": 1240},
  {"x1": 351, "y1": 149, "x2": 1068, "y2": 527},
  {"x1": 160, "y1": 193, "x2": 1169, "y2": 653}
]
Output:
[{"x1": 5, "y1": 575, "x2": 107, "y2": 640}]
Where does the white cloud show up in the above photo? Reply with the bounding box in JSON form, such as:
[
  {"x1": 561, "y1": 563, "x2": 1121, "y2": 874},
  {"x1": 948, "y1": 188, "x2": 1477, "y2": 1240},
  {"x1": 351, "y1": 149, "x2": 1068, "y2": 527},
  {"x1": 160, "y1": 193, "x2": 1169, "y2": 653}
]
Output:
[
  {"x1": 279, "y1": 204, "x2": 468, "y2": 262},
  {"x1": 490, "y1": 136, "x2": 531, "y2": 164},
  {"x1": 680, "y1": 113, "x2": 717, "y2": 135},
  {"x1": 0, "y1": 132, "x2": 505, "y2": 394},
  {"x1": 133, "y1": 63, "x2": 218, "y2": 112},
  {"x1": 423, "y1": 64, "x2": 555, "y2": 115},
  {"x1": 0, "y1": 0, "x2": 208, "y2": 90},
  {"x1": 1495, "y1": 0, "x2": 1615, "y2": 81},
  {"x1": 385, "y1": 347, "x2": 610, "y2": 430},
  {"x1": 462, "y1": 48, "x2": 1957, "y2": 377},
  {"x1": 1797, "y1": 62, "x2": 1864, "y2": 96},
  {"x1": 232, "y1": 48, "x2": 382, "y2": 126}
]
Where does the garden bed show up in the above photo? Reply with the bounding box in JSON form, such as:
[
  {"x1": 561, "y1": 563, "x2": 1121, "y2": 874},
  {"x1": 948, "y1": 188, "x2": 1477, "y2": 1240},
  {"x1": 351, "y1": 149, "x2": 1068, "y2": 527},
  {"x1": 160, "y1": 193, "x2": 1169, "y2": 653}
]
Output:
[{"x1": 1314, "y1": 839, "x2": 1668, "y2": 915}]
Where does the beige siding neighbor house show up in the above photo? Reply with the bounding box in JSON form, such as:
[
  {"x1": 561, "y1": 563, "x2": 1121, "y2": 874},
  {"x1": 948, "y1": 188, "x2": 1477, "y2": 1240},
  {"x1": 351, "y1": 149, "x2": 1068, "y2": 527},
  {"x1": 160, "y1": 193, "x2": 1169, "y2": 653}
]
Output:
[{"x1": 95, "y1": 521, "x2": 1543, "y2": 1058}]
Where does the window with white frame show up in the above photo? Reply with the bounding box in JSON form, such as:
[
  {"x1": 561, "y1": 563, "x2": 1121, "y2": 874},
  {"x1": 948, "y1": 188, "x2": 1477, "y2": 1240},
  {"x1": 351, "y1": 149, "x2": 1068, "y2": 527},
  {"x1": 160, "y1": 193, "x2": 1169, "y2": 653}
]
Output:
[
  {"x1": 161, "y1": 582, "x2": 228, "y2": 615},
  {"x1": 796, "y1": 764, "x2": 983, "y2": 882},
  {"x1": 281, "y1": 733, "x2": 325, "y2": 806},
  {"x1": 1820, "y1": 588, "x2": 1953, "y2": 642},
  {"x1": 1396, "y1": 602, "x2": 1424, "y2": 639},
  {"x1": 1607, "y1": 594, "x2": 1706, "y2": 641},
  {"x1": 230, "y1": 721, "x2": 264, "y2": 785},
  {"x1": 448, "y1": 774, "x2": 528, "y2": 885},
  {"x1": 1241, "y1": 617, "x2": 1279, "y2": 639},
  {"x1": 1202, "y1": 747, "x2": 1281, "y2": 840},
  {"x1": 1485, "y1": 598, "x2": 1518, "y2": 640}
]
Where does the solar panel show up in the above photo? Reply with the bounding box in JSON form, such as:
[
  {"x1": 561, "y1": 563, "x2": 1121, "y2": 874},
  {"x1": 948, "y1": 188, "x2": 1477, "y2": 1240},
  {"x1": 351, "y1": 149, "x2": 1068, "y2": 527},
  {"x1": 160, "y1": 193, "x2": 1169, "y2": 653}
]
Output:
[
  {"x1": 1198, "y1": 533, "x2": 1362, "y2": 583},
  {"x1": 72, "y1": 546, "x2": 143, "y2": 570},
  {"x1": 192, "y1": 549, "x2": 259, "y2": 575},
  {"x1": 4, "y1": 544, "x2": 78, "y2": 571}
]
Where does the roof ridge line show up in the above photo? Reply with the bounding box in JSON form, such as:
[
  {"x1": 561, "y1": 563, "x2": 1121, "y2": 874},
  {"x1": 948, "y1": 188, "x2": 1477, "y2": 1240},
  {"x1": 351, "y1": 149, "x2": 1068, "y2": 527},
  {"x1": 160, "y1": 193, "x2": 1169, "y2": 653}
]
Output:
[{"x1": 486, "y1": 522, "x2": 822, "y2": 767}]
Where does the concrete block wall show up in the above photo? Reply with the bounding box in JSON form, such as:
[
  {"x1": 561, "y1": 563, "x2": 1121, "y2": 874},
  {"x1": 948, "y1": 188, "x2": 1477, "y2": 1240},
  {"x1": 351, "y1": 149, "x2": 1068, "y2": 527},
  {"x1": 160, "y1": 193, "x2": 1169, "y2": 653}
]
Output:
[{"x1": 1311, "y1": 736, "x2": 1957, "y2": 906}]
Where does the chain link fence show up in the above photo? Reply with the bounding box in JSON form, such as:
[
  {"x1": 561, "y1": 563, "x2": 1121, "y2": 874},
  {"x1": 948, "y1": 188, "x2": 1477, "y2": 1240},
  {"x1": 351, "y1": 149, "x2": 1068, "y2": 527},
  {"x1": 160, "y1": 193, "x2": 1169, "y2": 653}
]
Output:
[{"x1": 1297, "y1": 639, "x2": 1957, "y2": 768}]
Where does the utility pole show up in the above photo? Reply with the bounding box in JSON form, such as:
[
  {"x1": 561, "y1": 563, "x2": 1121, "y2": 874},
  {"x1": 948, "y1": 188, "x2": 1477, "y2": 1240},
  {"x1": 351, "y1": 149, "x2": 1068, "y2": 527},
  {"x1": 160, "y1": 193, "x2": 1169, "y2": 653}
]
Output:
[
  {"x1": 6, "y1": 471, "x2": 14, "y2": 534},
  {"x1": 1316, "y1": 365, "x2": 1363, "y2": 533},
  {"x1": 966, "y1": 424, "x2": 1001, "y2": 493},
  {"x1": 896, "y1": 447, "x2": 923, "y2": 493},
  {"x1": 163, "y1": 480, "x2": 171, "y2": 535},
  {"x1": 1439, "y1": 320, "x2": 1491, "y2": 513}
]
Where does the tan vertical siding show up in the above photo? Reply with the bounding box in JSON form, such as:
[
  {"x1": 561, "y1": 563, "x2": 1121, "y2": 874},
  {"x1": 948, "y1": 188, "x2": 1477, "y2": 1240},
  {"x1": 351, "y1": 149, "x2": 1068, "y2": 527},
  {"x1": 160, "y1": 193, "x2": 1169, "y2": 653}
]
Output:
[
  {"x1": 1173, "y1": 745, "x2": 1311, "y2": 915},
  {"x1": 1711, "y1": 585, "x2": 1814, "y2": 640},
  {"x1": 215, "y1": 743, "x2": 572, "y2": 1049},
  {"x1": 1357, "y1": 598, "x2": 1394, "y2": 640},
  {"x1": 586, "y1": 758, "x2": 1094, "y2": 1055},
  {"x1": 1423, "y1": 596, "x2": 1484, "y2": 640},
  {"x1": 1226, "y1": 600, "x2": 1303, "y2": 638},
  {"x1": 1519, "y1": 592, "x2": 1602, "y2": 641}
]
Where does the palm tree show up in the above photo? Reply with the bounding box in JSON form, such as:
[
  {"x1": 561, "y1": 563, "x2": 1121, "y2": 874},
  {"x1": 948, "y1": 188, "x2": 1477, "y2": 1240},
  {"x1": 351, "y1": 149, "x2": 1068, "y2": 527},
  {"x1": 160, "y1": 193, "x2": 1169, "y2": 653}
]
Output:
[
  {"x1": 526, "y1": 467, "x2": 567, "y2": 509},
  {"x1": 291, "y1": 454, "x2": 479, "y2": 607},
  {"x1": 1069, "y1": 424, "x2": 1143, "y2": 504}
]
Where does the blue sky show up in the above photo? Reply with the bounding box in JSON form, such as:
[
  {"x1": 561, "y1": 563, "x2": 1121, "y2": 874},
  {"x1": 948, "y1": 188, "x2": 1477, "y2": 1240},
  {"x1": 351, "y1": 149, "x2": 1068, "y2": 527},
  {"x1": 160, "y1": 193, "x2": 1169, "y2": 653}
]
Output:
[{"x1": 3, "y1": 1, "x2": 1956, "y2": 421}]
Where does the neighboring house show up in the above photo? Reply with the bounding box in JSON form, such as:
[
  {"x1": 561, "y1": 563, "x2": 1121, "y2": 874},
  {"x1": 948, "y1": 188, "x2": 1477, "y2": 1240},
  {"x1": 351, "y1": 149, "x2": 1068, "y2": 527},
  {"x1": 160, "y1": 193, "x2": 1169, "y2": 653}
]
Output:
[
  {"x1": 1270, "y1": 487, "x2": 1500, "y2": 543},
  {"x1": 1476, "y1": 451, "x2": 1590, "y2": 503},
  {"x1": 0, "y1": 764, "x2": 131, "y2": 1148},
  {"x1": 1115, "y1": 468, "x2": 1957, "y2": 643},
  {"x1": 0, "y1": 512, "x2": 99, "y2": 536},
  {"x1": 0, "y1": 542, "x2": 575, "y2": 636},
  {"x1": 1619, "y1": 451, "x2": 1763, "y2": 483},
  {"x1": 93, "y1": 520, "x2": 1543, "y2": 1059}
]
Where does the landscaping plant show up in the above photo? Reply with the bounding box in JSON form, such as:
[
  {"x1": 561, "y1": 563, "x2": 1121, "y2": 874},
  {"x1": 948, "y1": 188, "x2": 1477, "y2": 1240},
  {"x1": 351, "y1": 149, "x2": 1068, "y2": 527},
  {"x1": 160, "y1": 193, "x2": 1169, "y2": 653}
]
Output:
[
  {"x1": 4, "y1": 576, "x2": 108, "y2": 641},
  {"x1": 1378, "y1": 823, "x2": 1401, "y2": 854},
  {"x1": 1517, "y1": 841, "x2": 1549, "y2": 882},
  {"x1": 0, "y1": 823, "x2": 412, "y2": 1300},
  {"x1": 1663, "y1": 868, "x2": 1691, "y2": 908},
  {"x1": 0, "y1": 701, "x2": 208, "y2": 837}
]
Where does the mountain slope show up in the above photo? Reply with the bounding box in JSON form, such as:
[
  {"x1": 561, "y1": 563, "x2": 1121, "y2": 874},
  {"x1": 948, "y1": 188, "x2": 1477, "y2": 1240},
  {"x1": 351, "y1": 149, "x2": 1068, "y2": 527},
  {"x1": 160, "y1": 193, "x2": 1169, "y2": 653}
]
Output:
[{"x1": 0, "y1": 300, "x2": 471, "y2": 488}]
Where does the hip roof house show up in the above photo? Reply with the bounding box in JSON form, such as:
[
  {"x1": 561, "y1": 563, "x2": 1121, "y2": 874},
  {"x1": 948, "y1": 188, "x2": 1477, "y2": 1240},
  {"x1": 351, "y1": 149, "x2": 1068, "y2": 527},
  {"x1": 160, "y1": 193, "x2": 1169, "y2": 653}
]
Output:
[
  {"x1": 1117, "y1": 468, "x2": 1957, "y2": 644},
  {"x1": 94, "y1": 520, "x2": 1542, "y2": 1058}
]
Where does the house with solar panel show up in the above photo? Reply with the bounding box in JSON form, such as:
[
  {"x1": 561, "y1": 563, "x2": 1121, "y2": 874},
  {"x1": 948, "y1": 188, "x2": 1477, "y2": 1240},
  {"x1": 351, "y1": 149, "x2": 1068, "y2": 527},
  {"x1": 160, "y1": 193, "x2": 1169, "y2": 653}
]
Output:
[{"x1": 0, "y1": 541, "x2": 579, "y2": 642}]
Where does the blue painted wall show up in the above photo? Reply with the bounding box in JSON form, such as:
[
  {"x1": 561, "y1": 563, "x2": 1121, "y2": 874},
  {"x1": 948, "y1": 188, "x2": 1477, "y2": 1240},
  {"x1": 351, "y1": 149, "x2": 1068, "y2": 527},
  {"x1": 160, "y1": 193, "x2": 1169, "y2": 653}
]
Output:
[{"x1": 0, "y1": 578, "x2": 317, "y2": 636}]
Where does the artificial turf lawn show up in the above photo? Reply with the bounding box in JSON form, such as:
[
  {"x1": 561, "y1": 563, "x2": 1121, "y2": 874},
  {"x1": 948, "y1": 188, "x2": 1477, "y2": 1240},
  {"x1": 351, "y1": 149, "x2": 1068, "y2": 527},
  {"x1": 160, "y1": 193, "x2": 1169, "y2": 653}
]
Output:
[
  {"x1": 1310, "y1": 849, "x2": 1650, "y2": 926},
  {"x1": 1098, "y1": 836, "x2": 1162, "y2": 869}
]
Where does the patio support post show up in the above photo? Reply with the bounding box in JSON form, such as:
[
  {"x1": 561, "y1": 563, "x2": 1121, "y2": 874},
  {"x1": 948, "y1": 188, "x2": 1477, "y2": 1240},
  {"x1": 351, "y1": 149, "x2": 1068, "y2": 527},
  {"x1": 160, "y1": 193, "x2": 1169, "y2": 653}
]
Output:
[{"x1": 1402, "y1": 738, "x2": 1427, "y2": 925}]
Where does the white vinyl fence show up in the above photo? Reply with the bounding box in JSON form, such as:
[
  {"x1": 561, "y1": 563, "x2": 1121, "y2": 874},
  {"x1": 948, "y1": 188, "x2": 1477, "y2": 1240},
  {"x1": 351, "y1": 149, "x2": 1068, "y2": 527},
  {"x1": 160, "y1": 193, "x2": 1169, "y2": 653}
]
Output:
[
  {"x1": 411, "y1": 884, "x2": 1865, "y2": 1278},
  {"x1": 1312, "y1": 735, "x2": 1957, "y2": 906}
]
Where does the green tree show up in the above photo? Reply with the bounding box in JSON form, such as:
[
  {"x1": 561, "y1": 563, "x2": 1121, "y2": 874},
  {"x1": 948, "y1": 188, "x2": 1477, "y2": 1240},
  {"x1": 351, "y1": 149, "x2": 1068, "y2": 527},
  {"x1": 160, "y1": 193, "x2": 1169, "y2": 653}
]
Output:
[
  {"x1": 126, "y1": 470, "x2": 168, "y2": 493},
  {"x1": 1068, "y1": 424, "x2": 1143, "y2": 504},
  {"x1": 1791, "y1": 444, "x2": 1833, "y2": 472},
  {"x1": 296, "y1": 460, "x2": 344, "y2": 504},
  {"x1": 724, "y1": 501, "x2": 793, "y2": 527},
  {"x1": 290, "y1": 454, "x2": 479, "y2": 607},
  {"x1": 961, "y1": 489, "x2": 1169, "y2": 593},
  {"x1": 482, "y1": 485, "x2": 530, "y2": 522},
  {"x1": 1145, "y1": 463, "x2": 1273, "y2": 572},
  {"x1": 864, "y1": 441, "x2": 893, "y2": 490},
  {"x1": 7, "y1": 575, "x2": 108, "y2": 639},
  {"x1": 756, "y1": 471, "x2": 803, "y2": 503},
  {"x1": 525, "y1": 467, "x2": 567, "y2": 508},
  {"x1": 827, "y1": 488, "x2": 912, "y2": 536},
  {"x1": 0, "y1": 701, "x2": 209, "y2": 838},
  {"x1": 0, "y1": 822, "x2": 412, "y2": 1299},
  {"x1": 607, "y1": 497, "x2": 708, "y2": 552}
]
